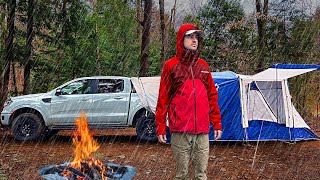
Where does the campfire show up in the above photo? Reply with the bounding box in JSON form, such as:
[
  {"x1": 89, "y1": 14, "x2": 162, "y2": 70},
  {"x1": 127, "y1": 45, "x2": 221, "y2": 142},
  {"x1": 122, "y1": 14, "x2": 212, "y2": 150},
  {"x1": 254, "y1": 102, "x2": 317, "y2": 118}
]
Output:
[{"x1": 38, "y1": 112, "x2": 136, "y2": 180}]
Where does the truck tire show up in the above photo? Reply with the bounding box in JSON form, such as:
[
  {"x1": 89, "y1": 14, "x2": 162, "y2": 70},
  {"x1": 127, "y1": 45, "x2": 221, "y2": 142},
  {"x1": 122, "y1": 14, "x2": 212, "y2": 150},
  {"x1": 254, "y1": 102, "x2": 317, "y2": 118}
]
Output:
[
  {"x1": 136, "y1": 115, "x2": 157, "y2": 142},
  {"x1": 11, "y1": 113, "x2": 45, "y2": 141}
]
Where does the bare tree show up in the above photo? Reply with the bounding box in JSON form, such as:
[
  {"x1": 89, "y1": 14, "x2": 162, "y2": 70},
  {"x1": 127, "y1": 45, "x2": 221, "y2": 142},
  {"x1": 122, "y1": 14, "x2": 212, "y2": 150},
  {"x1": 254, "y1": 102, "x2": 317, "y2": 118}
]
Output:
[
  {"x1": 11, "y1": 63, "x2": 18, "y2": 96},
  {"x1": 56, "y1": 0, "x2": 67, "y2": 81},
  {"x1": 1, "y1": 0, "x2": 16, "y2": 111},
  {"x1": 91, "y1": 0, "x2": 101, "y2": 75},
  {"x1": 255, "y1": 0, "x2": 268, "y2": 72},
  {"x1": 23, "y1": 0, "x2": 34, "y2": 95},
  {"x1": 169, "y1": 0, "x2": 177, "y2": 31},
  {"x1": 164, "y1": 0, "x2": 177, "y2": 63},
  {"x1": 159, "y1": 0, "x2": 166, "y2": 66},
  {"x1": 139, "y1": 0, "x2": 152, "y2": 76},
  {"x1": 136, "y1": 0, "x2": 142, "y2": 36}
]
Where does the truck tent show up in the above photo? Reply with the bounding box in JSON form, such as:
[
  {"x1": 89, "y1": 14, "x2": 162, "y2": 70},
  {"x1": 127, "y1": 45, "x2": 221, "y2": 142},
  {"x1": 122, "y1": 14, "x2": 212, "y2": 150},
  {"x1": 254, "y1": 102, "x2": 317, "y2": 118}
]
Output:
[{"x1": 131, "y1": 64, "x2": 320, "y2": 141}]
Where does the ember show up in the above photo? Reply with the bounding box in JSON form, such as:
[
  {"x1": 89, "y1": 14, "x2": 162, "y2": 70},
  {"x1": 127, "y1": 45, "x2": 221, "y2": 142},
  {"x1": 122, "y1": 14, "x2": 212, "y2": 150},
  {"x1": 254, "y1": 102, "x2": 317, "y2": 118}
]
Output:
[{"x1": 38, "y1": 112, "x2": 136, "y2": 180}]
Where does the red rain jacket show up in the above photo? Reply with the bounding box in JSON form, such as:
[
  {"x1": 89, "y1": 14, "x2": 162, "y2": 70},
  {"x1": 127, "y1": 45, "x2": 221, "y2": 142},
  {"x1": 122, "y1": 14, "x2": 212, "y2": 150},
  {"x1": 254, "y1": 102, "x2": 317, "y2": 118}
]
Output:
[{"x1": 155, "y1": 24, "x2": 222, "y2": 136}]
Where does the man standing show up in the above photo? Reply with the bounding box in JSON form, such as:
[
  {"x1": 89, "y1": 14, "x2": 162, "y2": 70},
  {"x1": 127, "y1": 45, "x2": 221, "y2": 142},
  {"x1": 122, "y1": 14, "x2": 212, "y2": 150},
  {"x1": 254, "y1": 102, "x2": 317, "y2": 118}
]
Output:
[{"x1": 155, "y1": 23, "x2": 222, "y2": 180}]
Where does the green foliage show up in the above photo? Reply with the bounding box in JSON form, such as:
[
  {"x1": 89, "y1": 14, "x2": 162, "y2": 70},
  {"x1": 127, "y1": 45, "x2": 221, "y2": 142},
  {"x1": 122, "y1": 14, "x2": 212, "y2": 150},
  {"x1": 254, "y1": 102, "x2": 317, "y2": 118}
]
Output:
[
  {"x1": 285, "y1": 19, "x2": 320, "y2": 114},
  {"x1": 165, "y1": 27, "x2": 177, "y2": 62},
  {"x1": 260, "y1": 2, "x2": 320, "y2": 114},
  {"x1": 199, "y1": 0, "x2": 251, "y2": 72},
  {"x1": 29, "y1": 0, "x2": 140, "y2": 93},
  {"x1": 93, "y1": 0, "x2": 139, "y2": 77},
  {"x1": 148, "y1": 39, "x2": 161, "y2": 76},
  {"x1": 182, "y1": 15, "x2": 201, "y2": 27},
  {"x1": 30, "y1": 0, "x2": 93, "y2": 92},
  {"x1": 254, "y1": 0, "x2": 317, "y2": 68}
]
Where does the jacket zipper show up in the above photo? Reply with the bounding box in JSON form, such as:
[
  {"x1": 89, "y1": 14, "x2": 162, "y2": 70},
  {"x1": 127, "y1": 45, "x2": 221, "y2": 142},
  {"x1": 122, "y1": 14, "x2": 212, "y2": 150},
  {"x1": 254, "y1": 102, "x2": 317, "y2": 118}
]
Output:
[{"x1": 190, "y1": 65, "x2": 197, "y2": 133}]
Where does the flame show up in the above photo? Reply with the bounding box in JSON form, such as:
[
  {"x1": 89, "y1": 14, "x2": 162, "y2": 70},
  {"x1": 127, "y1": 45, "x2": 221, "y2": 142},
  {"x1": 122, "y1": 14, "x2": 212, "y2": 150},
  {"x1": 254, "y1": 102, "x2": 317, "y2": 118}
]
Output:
[{"x1": 71, "y1": 111, "x2": 100, "y2": 169}]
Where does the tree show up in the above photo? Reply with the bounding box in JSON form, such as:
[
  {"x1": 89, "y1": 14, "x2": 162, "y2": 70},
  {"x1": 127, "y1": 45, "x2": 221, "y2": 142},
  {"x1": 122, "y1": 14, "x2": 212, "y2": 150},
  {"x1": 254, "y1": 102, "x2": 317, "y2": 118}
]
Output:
[
  {"x1": 139, "y1": 0, "x2": 152, "y2": 76},
  {"x1": 27, "y1": 0, "x2": 95, "y2": 92},
  {"x1": 200, "y1": 0, "x2": 248, "y2": 71},
  {"x1": 169, "y1": 0, "x2": 176, "y2": 31},
  {"x1": 93, "y1": 0, "x2": 140, "y2": 77},
  {"x1": 1, "y1": 0, "x2": 15, "y2": 111},
  {"x1": 136, "y1": 0, "x2": 142, "y2": 36},
  {"x1": 255, "y1": 0, "x2": 268, "y2": 72},
  {"x1": 0, "y1": 1, "x2": 6, "y2": 69},
  {"x1": 22, "y1": 0, "x2": 34, "y2": 95},
  {"x1": 159, "y1": 0, "x2": 165, "y2": 66}
]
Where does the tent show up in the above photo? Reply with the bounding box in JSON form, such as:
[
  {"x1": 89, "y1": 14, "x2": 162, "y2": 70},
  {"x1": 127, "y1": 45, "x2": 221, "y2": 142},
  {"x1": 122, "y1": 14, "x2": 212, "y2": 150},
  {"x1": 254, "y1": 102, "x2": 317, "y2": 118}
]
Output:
[{"x1": 131, "y1": 64, "x2": 320, "y2": 141}]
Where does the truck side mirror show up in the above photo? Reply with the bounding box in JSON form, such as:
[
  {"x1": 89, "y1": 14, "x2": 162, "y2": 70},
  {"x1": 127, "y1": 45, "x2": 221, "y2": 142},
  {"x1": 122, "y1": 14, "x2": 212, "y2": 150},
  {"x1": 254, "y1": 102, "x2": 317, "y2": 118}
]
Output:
[{"x1": 55, "y1": 88, "x2": 62, "y2": 96}]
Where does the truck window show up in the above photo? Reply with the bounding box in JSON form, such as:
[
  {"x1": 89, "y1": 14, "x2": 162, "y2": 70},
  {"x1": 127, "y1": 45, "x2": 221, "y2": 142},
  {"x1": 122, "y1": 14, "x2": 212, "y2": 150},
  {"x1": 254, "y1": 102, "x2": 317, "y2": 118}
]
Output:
[
  {"x1": 98, "y1": 79, "x2": 124, "y2": 93},
  {"x1": 60, "y1": 80, "x2": 93, "y2": 95}
]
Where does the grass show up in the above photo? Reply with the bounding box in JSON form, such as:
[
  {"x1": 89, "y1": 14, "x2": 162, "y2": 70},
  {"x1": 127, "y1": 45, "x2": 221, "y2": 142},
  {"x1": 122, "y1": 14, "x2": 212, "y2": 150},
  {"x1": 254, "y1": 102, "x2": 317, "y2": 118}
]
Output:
[{"x1": 0, "y1": 170, "x2": 7, "y2": 180}]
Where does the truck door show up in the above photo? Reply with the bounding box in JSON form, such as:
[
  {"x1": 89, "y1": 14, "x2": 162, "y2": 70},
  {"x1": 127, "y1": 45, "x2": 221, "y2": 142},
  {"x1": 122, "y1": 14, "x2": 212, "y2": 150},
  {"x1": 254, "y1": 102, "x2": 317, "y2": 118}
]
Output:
[
  {"x1": 50, "y1": 79, "x2": 94, "y2": 126},
  {"x1": 90, "y1": 78, "x2": 130, "y2": 125}
]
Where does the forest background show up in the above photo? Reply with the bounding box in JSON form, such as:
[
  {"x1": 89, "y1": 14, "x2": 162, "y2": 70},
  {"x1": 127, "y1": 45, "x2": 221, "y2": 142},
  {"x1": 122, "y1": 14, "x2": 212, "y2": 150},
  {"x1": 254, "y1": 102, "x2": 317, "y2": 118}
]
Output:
[{"x1": 0, "y1": 0, "x2": 319, "y2": 117}]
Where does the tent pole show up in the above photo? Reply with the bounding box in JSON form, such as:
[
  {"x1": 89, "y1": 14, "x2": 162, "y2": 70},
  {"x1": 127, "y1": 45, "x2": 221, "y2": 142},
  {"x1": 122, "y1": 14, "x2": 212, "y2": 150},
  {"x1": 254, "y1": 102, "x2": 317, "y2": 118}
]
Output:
[{"x1": 275, "y1": 64, "x2": 279, "y2": 141}]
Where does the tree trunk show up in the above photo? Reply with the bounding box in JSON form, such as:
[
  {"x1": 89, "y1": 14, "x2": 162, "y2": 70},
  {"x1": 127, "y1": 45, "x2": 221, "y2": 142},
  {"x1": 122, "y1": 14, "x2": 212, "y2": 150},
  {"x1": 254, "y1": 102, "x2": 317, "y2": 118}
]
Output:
[
  {"x1": 0, "y1": 3, "x2": 5, "y2": 45},
  {"x1": 1, "y1": 0, "x2": 16, "y2": 111},
  {"x1": 92, "y1": 1, "x2": 101, "y2": 75},
  {"x1": 255, "y1": 0, "x2": 268, "y2": 72},
  {"x1": 23, "y1": 0, "x2": 34, "y2": 95},
  {"x1": 136, "y1": 0, "x2": 142, "y2": 37},
  {"x1": 95, "y1": 24, "x2": 101, "y2": 75},
  {"x1": 169, "y1": 0, "x2": 177, "y2": 31},
  {"x1": 166, "y1": 0, "x2": 176, "y2": 62},
  {"x1": 139, "y1": 0, "x2": 152, "y2": 77},
  {"x1": 11, "y1": 63, "x2": 18, "y2": 96},
  {"x1": 0, "y1": 3, "x2": 6, "y2": 106},
  {"x1": 56, "y1": 0, "x2": 67, "y2": 81},
  {"x1": 159, "y1": 0, "x2": 166, "y2": 67}
]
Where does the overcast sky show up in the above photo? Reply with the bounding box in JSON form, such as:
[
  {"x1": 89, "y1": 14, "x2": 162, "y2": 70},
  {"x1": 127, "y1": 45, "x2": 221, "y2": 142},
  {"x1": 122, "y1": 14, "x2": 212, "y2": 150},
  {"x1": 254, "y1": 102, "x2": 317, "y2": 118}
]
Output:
[
  {"x1": 163, "y1": 0, "x2": 320, "y2": 28},
  {"x1": 164, "y1": 0, "x2": 320, "y2": 15},
  {"x1": 242, "y1": 0, "x2": 320, "y2": 14}
]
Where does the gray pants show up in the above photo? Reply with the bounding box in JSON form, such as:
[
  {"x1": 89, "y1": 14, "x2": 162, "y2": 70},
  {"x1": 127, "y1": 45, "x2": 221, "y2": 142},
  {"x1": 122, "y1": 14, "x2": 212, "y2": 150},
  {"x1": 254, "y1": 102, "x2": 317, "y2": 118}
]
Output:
[{"x1": 171, "y1": 133, "x2": 209, "y2": 180}]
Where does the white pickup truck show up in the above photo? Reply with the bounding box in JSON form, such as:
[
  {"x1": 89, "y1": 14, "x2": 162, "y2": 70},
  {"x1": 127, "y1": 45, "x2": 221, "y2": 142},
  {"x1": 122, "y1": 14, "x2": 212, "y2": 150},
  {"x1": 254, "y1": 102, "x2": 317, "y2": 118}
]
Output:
[{"x1": 1, "y1": 76, "x2": 157, "y2": 142}]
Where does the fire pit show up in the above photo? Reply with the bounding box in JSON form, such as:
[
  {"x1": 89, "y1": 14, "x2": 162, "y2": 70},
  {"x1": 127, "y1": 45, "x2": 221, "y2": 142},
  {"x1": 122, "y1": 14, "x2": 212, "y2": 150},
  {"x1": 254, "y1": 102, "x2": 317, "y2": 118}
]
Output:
[
  {"x1": 38, "y1": 112, "x2": 136, "y2": 180},
  {"x1": 38, "y1": 161, "x2": 136, "y2": 180}
]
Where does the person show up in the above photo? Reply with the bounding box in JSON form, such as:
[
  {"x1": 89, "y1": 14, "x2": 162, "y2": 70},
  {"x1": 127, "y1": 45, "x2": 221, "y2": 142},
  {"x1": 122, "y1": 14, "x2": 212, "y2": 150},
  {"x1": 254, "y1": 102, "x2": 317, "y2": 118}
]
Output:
[{"x1": 155, "y1": 23, "x2": 222, "y2": 180}]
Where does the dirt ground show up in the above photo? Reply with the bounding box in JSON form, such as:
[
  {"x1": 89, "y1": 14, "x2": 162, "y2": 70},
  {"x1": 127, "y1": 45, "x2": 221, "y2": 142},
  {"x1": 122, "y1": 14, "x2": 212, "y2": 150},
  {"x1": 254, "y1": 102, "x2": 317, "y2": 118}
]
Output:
[{"x1": 0, "y1": 117, "x2": 319, "y2": 180}]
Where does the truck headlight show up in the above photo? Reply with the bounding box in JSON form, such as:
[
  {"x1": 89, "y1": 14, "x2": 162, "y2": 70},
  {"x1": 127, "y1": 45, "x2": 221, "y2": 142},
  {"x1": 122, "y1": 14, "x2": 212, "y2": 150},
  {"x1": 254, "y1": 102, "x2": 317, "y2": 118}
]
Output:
[{"x1": 4, "y1": 98, "x2": 12, "y2": 107}]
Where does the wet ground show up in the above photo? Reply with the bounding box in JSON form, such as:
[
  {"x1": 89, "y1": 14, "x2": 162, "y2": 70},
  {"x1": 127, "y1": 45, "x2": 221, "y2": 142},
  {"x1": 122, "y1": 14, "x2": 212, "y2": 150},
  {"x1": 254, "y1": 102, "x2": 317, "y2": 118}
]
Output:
[{"x1": 0, "y1": 117, "x2": 319, "y2": 180}]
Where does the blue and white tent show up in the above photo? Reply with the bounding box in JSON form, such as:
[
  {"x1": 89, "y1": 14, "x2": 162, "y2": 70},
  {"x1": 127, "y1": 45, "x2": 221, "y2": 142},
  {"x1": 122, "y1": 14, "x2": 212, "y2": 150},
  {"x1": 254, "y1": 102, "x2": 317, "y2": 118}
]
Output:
[{"x1": 132, "y1": 64, "x2": 320, "y2": 141}]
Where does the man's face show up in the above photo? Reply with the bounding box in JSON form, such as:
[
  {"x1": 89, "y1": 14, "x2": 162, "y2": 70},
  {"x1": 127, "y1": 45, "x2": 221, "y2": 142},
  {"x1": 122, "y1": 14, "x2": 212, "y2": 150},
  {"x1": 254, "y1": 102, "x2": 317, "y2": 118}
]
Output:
[{"x1": 183, "y1": 32, "x2": 198, "y2": 51}]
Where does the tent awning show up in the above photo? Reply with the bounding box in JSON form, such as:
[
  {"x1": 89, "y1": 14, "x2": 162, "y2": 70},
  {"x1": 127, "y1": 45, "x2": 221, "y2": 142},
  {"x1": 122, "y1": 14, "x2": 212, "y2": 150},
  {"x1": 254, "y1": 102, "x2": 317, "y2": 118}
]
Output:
[
  {"x1": 246, "y1": 64, "x2": 320, "y2": 81},
  {"x1": 131, "y1": 77, "x2": 160, "y2": 113}
]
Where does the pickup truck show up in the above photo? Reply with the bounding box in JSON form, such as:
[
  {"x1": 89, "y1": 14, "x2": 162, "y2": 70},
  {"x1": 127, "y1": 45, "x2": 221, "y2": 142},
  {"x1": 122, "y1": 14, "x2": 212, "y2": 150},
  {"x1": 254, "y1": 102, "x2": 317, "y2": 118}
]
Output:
[{"x1": 1, "y1": 76, "x2": 157, "y2": 142}]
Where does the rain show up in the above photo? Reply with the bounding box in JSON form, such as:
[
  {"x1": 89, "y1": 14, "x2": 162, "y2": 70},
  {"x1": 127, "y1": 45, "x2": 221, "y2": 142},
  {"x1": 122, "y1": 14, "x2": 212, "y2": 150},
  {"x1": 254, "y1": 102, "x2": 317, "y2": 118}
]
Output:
[{"x1": 0, "y1": 0, "x2": 320, "y2": 179}]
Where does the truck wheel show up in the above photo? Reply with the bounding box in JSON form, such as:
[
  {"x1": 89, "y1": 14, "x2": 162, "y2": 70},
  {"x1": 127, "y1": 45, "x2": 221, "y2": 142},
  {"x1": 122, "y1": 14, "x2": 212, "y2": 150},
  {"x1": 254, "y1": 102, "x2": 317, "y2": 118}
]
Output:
[
  {"x1": 136, "y1": 115, "x2": 157, "y2": 142},
  {"x1": 11, "y1": 113, "x2": 45, "y2": 141}
]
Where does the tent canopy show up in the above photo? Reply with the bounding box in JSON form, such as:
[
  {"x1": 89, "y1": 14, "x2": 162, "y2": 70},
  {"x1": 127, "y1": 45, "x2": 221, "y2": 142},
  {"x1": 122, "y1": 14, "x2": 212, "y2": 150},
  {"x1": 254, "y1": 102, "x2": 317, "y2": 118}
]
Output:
[{"x1": 248, "y1": 64, "x2": 320, "y2": 81}]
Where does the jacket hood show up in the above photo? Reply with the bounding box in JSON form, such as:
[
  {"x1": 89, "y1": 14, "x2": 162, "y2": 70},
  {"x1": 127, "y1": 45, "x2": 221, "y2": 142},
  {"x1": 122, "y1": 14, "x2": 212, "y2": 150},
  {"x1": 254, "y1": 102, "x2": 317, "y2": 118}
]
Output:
[{"x1": 176, "y1": 24, "x2": 202, "y2": 62}]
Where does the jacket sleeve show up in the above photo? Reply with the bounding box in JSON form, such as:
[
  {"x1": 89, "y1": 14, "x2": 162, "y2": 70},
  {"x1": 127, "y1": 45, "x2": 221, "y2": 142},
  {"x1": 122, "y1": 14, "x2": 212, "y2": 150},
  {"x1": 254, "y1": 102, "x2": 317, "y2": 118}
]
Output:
[
  {"x1": 207, "y1": 71, "x2": 222, "y2": 130},
  {"x1": 155, "y1": 62, "x2": 171, "y2": 135}
]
